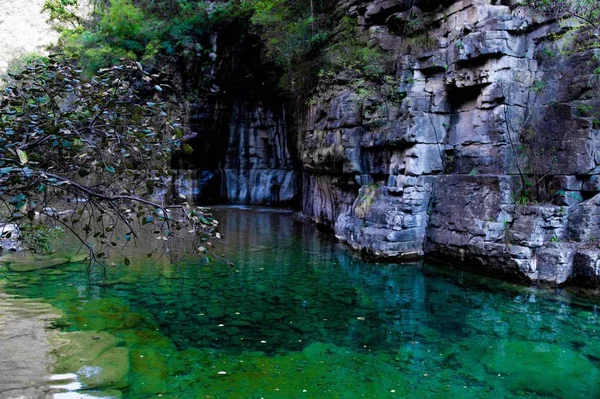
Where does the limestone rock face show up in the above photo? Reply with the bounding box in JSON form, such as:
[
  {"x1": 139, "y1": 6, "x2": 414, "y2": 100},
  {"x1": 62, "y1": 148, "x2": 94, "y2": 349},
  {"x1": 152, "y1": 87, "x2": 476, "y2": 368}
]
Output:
[
  {"x1": 164, "y1": 26, "x2": 298, "y2": 207},
  {"x1": 222, "y1": 102, "x2": 296, "y2": 204},
  {"x1": 300, "y1": 0, "x2": 600, "y2": 286},
  {"x1": 168, "y1": 98, "x2": 296, "y2": 206},
  {"x1": 170, "y1": 99, "x2": 297, "y2": 205}
]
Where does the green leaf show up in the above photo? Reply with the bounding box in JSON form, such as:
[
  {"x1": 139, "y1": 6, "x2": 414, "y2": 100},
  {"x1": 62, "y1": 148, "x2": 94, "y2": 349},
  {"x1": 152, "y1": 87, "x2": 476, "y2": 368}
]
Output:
[
  {"x1": 17, "y1": 149, "x2": 28, "y2": 165},
  {"x1": 105, "y1": 165, "x2": 116, "y2": 173},
  {"x1": 182, "y1": 144, "x2": 194, "y2": 154}
]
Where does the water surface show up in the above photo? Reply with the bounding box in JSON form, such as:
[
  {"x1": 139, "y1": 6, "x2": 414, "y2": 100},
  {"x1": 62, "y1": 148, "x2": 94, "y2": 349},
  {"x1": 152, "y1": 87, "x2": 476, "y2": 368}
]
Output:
[{"x1": 2, "y1": 207, "x2": 600, "y2": 398}]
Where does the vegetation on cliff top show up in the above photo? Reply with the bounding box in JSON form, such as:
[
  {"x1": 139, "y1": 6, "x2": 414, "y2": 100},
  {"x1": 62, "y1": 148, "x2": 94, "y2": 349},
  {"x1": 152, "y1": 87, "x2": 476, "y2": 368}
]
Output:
[
  {"x1": 42, "y1": 0, "x2": 392, "y2": 97},
  {"x1": 532, "y1": 0, "x2": 600, "y2": 30}
]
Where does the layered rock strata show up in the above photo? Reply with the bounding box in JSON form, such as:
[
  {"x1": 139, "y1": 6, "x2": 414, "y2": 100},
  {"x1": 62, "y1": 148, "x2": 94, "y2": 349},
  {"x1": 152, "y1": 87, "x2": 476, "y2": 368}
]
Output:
[
  {"x1": 170, "y1": 99, "x2": 296, "y2": 205},
  {"x1": 300, "y1": 0, "x2": 600, "y2": 286},
  {"x1": 222, "y1": 102, "x2": 296, "y2": 204}
]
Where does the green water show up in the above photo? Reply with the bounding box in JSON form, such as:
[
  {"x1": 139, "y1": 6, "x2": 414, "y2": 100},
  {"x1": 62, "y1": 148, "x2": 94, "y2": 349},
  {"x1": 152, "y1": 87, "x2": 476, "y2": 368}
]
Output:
[{"x1": 2, "y1": 207, "x2": 600, "y2": 398}]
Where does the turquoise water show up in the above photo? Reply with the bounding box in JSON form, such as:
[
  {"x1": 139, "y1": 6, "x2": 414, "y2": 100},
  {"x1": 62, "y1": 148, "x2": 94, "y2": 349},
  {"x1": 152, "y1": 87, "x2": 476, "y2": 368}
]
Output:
[{"x1": 2, "y1": 207, "x2": 600, "y2": 398}]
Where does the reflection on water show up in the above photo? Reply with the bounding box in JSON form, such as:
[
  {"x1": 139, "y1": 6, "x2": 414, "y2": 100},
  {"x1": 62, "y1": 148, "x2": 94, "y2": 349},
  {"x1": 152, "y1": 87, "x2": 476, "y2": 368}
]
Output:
[{"x1": 2, "y1": 207, "x2": 600, "y2": 398}]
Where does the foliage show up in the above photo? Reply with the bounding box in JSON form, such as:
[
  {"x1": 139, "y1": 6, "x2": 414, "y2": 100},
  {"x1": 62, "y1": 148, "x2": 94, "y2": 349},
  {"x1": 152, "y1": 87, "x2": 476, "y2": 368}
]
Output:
[
  {"x1": 397, "y1": 34, "x2": 439, "y2": 56},
  {"x1": 46, "y1": 0, "x2": 386, "y2": 98},
  {"x1": 319, "y1": 17, "x2": 391, "y2": 83},
  {"x1": 530, "y1": 0, "x2": 600, "y2": 29},
  {"x1": 46, "y1": 0, "x2": 253, "y2": 76},
  {"x1": 500, "y1": 76, "x2": 568, "y2": 204},
  {"x1": 1, "y1": 54, "x2": 50, "y2": 84},
  {"x1": 249, "y1": 0, "x2": 338, "y2": 95},
  {"x1": 47, "y1": 0, "x2": 148, "y2": 74},
  {"x1": 0, "y1": 57, "x2": 218, "y2": 266},
  {"x1": 43, "y1": 0, "x2": 83, "y2": 28},
  {"x1": 20, "y1": 224, "x2": 66, "y2": 254},
  {"x1": 251, "y1": 0, "x2": 331, "y2": 64},
  {"x1": 530, "y1": 0, "x2": 600, "y2": 61},
  {"x1": 354, "y1": 185, "x2": 377, "y2": 219}
]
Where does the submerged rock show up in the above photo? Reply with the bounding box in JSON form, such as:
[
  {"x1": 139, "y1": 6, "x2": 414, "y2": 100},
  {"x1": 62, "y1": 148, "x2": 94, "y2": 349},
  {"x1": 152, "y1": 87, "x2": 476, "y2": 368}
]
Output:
[
  {"x1": 0, "y1": 250, "x2": 89, "y2": 272},
  {"x1": 0, "y1": 223, "x2": 21, "y2": 253},
  {"x1": 481, "y1": 340, "x2": 600, "y2": 398},
  {"x1": 51, "y1": 331, "x2": 130, "y2": 393},
  {"x1": 0, "y1": 252, "x2": 71, "y2": 272},
  {"x1": 76, "y1": 347, "x2": 130, "y2": 390}
]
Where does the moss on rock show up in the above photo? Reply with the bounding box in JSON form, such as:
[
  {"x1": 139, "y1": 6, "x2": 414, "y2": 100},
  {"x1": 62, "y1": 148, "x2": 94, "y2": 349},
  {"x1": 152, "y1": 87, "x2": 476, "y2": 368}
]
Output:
[
  {"x1": 52, "y1": 331, "x2": 131, "y2": 391},
  {"x1": 481, "y1": 339, "x2": 600, "y2": 398}
]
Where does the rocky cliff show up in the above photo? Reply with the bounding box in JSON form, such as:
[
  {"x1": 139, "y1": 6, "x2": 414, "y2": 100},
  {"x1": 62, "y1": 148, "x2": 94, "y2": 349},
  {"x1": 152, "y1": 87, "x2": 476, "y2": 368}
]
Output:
[
  {"x1": 167, "y1": 26, "x2": 298, "y2": 206},
  {"x1": 166, "y1": 0, "x2": 600, "y2": 288},
  {"x1": 299, "y1": 0, "x2": 600, "y2": 287}
]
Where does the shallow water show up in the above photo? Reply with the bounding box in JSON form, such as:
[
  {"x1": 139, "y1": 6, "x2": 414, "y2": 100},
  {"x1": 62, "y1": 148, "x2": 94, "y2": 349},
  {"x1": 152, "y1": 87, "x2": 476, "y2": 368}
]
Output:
[{"x1": 2, "y1": 207, "x2": 600, "y2": 398}]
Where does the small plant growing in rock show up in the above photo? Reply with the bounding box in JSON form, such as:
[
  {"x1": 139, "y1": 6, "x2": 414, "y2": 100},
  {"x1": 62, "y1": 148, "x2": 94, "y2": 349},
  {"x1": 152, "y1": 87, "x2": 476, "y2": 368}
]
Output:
[
  {"x1": 531, "y1": 0, "x2": 600, "y2": 31},
  {"x1": 515, "y1": 194, "x2": 531, "y2": 206},
  {"x1": 354, "y1": 185, "x2": 377, "y2": 219},
  {"x1": 540, "y1": 47, "x2": 558, "y2": 58},
  {"x1": 577, "y1": 104, "x2": 594, "y2": 116},
  {"x1": 531, "y1": 80, "x2": 545, "y2": 93}
]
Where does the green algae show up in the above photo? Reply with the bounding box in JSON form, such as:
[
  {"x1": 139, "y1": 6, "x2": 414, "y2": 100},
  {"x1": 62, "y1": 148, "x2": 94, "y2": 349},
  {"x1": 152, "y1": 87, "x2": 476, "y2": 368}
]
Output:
[
  {"x1": 77, "y1": 347, "x2": 130, "y2": 390},
  {"x1": 2, "y1": 208, "x2": 600, "y2": 398},
  {"x1": 0, "y1": 250, "x2": 88, "y2": 271},
  {"x1": 1, "y1": 251, "x2": 71, "y2": 271},
  {"x1": 481, "y1": 340, "x2": 600, "y2": 398},
  {"x1": 52, "y1": 331, "x2": 130, "y2": 391}
]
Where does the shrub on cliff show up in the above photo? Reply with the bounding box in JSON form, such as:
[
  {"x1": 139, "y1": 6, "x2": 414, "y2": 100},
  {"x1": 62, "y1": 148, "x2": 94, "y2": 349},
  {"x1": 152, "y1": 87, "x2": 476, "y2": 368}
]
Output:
[
  {"x1": 45, "y1": 0, "x2": 253, "y2": 75},
  {"x1": 44, "y1": 0, "x2": 346, "y2": 96},
  {"x1": 531, "y1": 0, "x2": 600, "y2": 30},
  {"x1": 249, "y1": 0, "x2": 338, "y2": 93}
]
